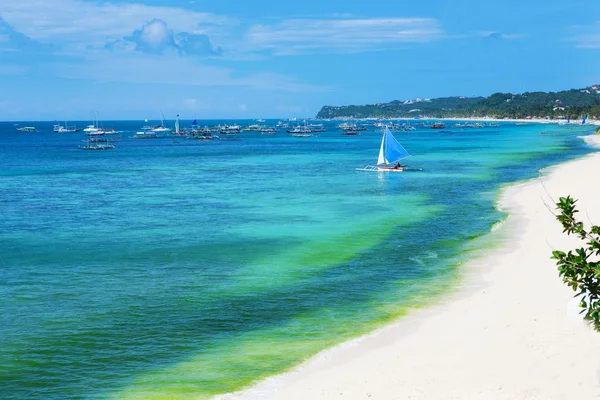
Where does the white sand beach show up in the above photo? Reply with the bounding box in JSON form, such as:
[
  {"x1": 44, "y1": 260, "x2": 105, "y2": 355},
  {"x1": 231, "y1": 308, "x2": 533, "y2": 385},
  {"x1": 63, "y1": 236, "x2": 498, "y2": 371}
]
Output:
[
  {"x1": 438, "y1": 117, "x2": 600, "y2": 126},
  {"x1": 219, "y1": 135, "x2": 600, "y2": 400}
]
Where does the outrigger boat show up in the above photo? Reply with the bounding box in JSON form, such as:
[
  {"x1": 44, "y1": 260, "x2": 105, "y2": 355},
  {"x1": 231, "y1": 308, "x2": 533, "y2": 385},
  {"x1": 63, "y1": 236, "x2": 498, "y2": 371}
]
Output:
[{"x1": 356, "y1": 126, "x2": 410, "y2": 172}]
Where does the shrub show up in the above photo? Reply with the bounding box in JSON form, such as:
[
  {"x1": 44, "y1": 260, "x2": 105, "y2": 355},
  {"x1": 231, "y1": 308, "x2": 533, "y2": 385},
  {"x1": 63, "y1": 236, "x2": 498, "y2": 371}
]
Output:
[{"x1": 552, "y1": 196, "x2": 600, "y2": 330}]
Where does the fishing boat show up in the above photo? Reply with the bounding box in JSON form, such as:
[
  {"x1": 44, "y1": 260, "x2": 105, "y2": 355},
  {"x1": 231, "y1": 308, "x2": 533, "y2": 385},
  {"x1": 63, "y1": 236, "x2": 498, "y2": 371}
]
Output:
[
  {"x1": 287, "y1": 120, "x2": 315, "y2": 136},
  {"x1": 218, "y1": 124, "x2": 241, "y2": 134},
  {"x1": 244, "y1": 124, "x2": 261, "y2": 131},
  {"x1": 79, "y1": 137, "x2": 115, "y2": 150},
  {"x1": 54, "y1": 121, "x2": 80, "y2": 133},
  {"x1": 356, "y1": 127, "x2": 410, "y2": 172},
  {"x1": 131, "y1": 131, "x2": 162, "y2": 139}
]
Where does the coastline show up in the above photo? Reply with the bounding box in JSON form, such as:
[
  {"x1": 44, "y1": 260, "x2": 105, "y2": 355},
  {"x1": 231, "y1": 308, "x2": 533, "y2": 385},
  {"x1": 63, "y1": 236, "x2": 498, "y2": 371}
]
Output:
[
  {"x1": 438, "y1": 116, "x2": 600, "y2": 126},
  {"x1": 217, "y1": 135, "x2": 600, "y2": 400}
]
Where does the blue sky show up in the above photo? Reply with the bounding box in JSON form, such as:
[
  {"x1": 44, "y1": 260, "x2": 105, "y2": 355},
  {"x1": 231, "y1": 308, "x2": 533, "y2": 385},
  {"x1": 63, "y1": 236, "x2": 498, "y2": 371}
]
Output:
[{"x1": 1, "y1": 0, "x2": 600, "y2": 120}]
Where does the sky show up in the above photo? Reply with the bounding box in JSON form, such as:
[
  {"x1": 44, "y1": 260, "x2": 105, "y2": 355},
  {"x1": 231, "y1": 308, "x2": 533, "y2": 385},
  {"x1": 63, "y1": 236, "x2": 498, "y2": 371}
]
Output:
[{"x1": 1, "y1": 0, "x2": 600, "y2": 120}]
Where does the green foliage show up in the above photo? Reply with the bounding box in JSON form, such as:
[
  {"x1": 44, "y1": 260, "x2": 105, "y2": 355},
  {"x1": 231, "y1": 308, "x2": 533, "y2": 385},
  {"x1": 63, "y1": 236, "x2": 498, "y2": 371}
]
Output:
[
  {"x1": 552, "y1": 196, "x2": 600, "y2": 330},
  {"x1": 317, "y1": 86, "x2": 600, "y2": 119}
]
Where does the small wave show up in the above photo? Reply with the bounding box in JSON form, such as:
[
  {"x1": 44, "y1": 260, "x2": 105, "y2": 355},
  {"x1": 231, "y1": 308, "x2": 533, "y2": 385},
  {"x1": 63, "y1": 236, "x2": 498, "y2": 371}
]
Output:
[
  {"x1": 409, "y1": 251, "x2": 439, "y2": 266},
  {"x1": 490, "y1": 218, "x2": 507, "y2": 232}
]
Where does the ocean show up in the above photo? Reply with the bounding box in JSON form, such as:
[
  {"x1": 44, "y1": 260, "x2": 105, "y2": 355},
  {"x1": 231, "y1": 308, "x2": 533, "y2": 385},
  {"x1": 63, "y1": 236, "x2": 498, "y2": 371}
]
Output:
[{"x1": 0, "y1": 120, "x2": 594, "y2": 399}]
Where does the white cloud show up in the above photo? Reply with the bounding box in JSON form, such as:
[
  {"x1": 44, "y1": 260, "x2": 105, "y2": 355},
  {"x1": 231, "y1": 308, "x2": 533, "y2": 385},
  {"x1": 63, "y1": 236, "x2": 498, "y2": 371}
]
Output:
[
  {"x1": 572, "y1": 21, "x2": 600, "y2": 48},
  {"x1": 245, "y1": 17, "x2": 444, "y2": 54},
  {"x1": 578, "y1": 36, "x2": 600, "y2": 48},
  {"x1": 0, "y1": 16, "x2": 51, "y2": 51},
  {"x1": 184, "y1": 98, "x2": 201, "y2": 110},
  {"x1": 106, "y1": 19, "x2": 222, "y2": 56},
  {"x1": 0, "y1": 0, "x2": 229, "y2": 50}
]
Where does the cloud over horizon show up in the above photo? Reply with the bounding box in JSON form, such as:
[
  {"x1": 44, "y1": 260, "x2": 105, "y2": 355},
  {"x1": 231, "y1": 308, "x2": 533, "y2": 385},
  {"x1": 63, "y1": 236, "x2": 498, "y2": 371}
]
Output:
[
  {"x1": 0, "y1": 17, "x2": 51, "y2": 52},
  {"x1": 572, "y1": 21, "x2": 600, "y2": 48},
  {"x1": 245, "y1": 17, "x2": 444, "y2": 55},
  {"x1": 106, "y1": 19, "x2": 222, "y2": 57},
  {"x1": 0, "y1": 0, "x2": 228, "y2": 52}
]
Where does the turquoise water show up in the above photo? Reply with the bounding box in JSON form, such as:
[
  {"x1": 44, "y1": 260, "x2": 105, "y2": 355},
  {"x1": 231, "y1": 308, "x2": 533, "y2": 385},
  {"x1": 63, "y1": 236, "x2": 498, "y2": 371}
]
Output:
[{"x1": 0, "y1": 120, "x2": 595, "y2": 399}]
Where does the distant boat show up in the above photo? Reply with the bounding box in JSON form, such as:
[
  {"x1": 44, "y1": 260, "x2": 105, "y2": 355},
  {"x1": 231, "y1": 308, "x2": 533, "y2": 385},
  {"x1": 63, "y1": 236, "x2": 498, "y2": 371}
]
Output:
[
  {"x1": 79, "y1": 137, "x2": 115, "y2": 150},
  {"x1": 356, "y1": 126, "x2": 411, "y2": 172},
  {"x1": 131, "y1": 131, "x2": 162, "y2": 139},
  {"x1": 148, "y1": 111, "x2": 170, "y2": 132},
  {"x1": 174, "y1": 114, "x2": 181, "y2": 135},
  {"x1": 83, "y1": 112, "x2": 101, "y2": 133},
  {"x1": 244, "y1": 124, "x2": 261, "y2": 131},
  {"x1": 286, "y1": 120, "x2": 314, "y2": 136},
  {"x1": 54, "y1": 121, "x2": 80, "y2": 133},
  {"x1": 259, "y1": 127, "x2": 278, "y2": 134},
  {"x1": 218, "y1": 124, "x2": 241, "y2": 134},
  {"x1": 17, "y1": 126, "x2": 36, "y2": 132}
]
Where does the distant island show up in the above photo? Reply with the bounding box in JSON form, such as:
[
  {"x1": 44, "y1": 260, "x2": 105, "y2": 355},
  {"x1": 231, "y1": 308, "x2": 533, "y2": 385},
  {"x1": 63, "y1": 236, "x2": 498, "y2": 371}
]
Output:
[{"x1": 316, "y1": 86, "x2": 600, "y2": 120}]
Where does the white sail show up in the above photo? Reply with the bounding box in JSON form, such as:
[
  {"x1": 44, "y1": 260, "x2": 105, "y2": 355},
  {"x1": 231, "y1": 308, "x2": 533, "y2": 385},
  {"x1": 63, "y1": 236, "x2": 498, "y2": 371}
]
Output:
[
  {"x1": 175, "y1": 115, "x2": 180, "y2": 134},
  {"x1": 377, "y1": 133, "x2": 386, "y2": 165}
]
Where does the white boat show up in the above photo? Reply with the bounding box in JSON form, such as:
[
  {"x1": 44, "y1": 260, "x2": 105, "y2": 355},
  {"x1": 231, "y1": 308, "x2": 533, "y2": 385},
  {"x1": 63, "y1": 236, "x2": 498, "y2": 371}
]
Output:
[
  {"x1": 83, "y1": 125, "x2": 98, "y2": 133},
  {"x1": 356, "y1": 126, "x2": 411, "y2": 172},
  {"x1": 219, "y1": 124, "x2": 241, "y2": 134},
  {"x1": 148, "y1": 111, "x2": 171, "y2": 132},
  {"x1": 259, "y1": 127, "x2": 278, "y2": 134},
  {"x1": 131, "y1": 131, "x2": 162, "y2": 139},
  {"x1": 83, "y1": 112, "x2": 102, "y2": 133},
  {"x1": 54, "y1": 121, "x2": 80, "y2": 133},
  {"x1": 152, "y1": 127, "x2": 171, "y2": 132},
  {"x1": 244, "y1": 124, "x2": 261, "y2": 131},
  {"x1": 286, "y1": 122, "x2": 314, "y2": 136},
  {"x1": 17, "y1": 126, "x2": 36, "y2": 132}
]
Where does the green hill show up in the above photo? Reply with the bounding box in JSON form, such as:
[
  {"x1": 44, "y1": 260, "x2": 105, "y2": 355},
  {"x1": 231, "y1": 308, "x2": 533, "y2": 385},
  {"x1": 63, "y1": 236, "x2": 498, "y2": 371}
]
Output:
[{"x1": 316, "y1": 86, "x2": 600, "y2": 119}]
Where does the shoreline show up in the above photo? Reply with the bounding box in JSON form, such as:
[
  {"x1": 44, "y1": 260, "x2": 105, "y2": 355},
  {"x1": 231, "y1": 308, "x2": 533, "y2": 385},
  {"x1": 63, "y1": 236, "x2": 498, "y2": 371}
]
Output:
[
  {"x1": 437, "y1": 116, "x2": 600, "y2": 125},
  {"x1": 217, "y1": 135, "x2": 600, "y2": 400}
]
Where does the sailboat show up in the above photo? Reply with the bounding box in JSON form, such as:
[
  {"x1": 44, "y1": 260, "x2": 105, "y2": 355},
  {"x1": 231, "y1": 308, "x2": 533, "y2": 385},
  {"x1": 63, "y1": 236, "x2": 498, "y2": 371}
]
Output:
[
  {"x1": 152, "y1": 111, "x2": 171, "y2": 132},
  {"x1": 174, "y1": 114, "x2": 181, "y2": 135},
  {"x1": 356, "y1": 126, "x2": 411, "y2": 172}
]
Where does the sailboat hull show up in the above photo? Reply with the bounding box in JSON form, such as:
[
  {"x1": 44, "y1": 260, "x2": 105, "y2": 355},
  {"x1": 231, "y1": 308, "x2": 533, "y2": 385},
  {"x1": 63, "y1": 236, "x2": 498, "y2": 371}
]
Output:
[{"x1": 356, "y1": 165, "x2": 404, "y2": 172}]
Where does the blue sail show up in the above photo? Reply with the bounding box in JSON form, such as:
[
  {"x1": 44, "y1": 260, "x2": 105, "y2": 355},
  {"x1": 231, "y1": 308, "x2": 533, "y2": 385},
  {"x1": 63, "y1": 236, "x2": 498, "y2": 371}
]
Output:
[
  {"x1": 192, "y1": 119, "x2": 197, "y2": 126},
  {"x1": 381, "y1": 127, "x2": 410, "y2": 164}
]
